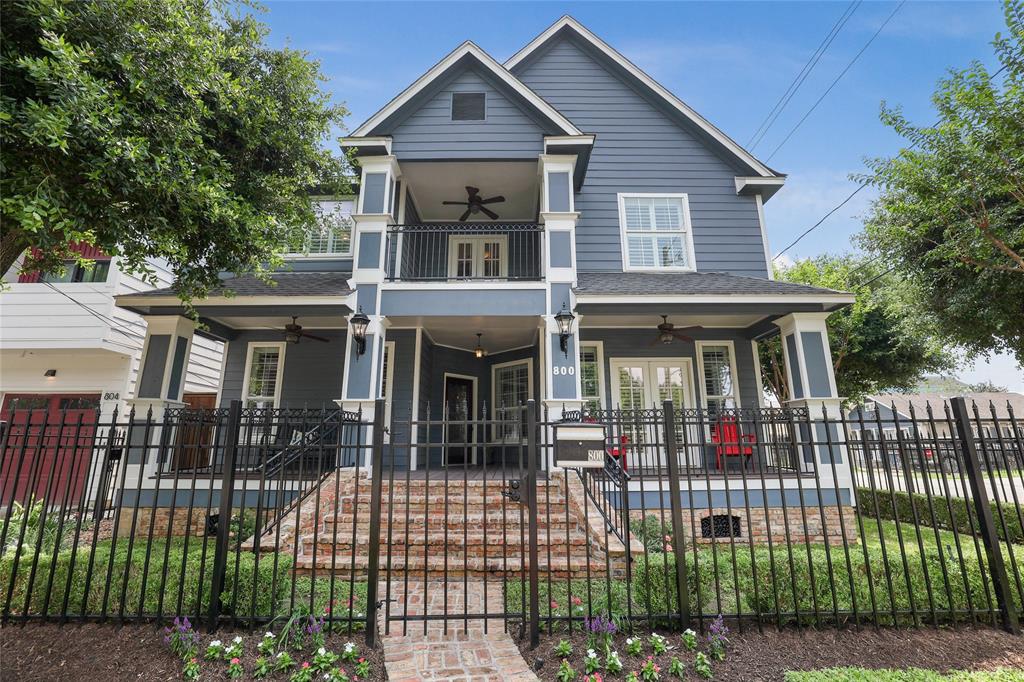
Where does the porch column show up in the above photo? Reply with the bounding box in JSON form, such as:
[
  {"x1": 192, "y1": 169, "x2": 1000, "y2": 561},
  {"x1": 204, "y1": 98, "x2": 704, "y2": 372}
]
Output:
[
  {"x1": 339, "y1": 154, "x2": 401, "y2": 466},
  {"x1": 773, "y1": 312, "x2": 853, "y2": 503},
  {"x1": 125, "y1": 315, "x2": 196, "y2": 475}
]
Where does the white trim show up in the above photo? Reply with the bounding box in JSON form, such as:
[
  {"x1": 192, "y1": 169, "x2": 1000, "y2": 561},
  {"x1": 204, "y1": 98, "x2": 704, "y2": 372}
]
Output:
[
  {"x1": 410, "y1": 328, "x2": 423, "y2": 469},
  {"x1": 380, "y1": 340, "x2": 396, "y2": 443},
  {"x1": 608, "y1": 357, "x2": 696, "y2": 411},
  {"x1": 352, "y1": 41, "x2": 582, "y2": 137},
  {"x1": 544, "y1": 134, "x2": 596, "y2": 149},
  {"x1": 750, "y1": 339, "x2": 766, "y2": 408},
  {"x1": 446, "y1": 234, "x2": 510, "y2": 279},
  {"x1": 505, "y1": 16, "x2": 776, "y2": 177},
  {"x1": 617, "y1": 193, "x2": 697, "y2": 272},
  {"x1": 442, "y1": 371, "x2": 479, "y2": 466},
  {"x1": 575, "y1": 293, "x2": 856, "y2": 305},
  {"x1": 490, "y1": 357, "x2": 535, "y2": 443},
  {"x1": 241, "y1": 341, "x2": 286, "y2": 409},
  {"x1": 754, "y1": 194, "x2": 774, "y2": 281},
  {"x1": 214, "y1": 340, "x2": 229, "y2": 408},
  {"x1": 695, "y1": 340, "x2": 742, "y2": 409},
  {"x1": 735, "y1": 176, "x2": 786, "y2": 200},
  {"x1": 340, "y1": 136, "x2": 392, "y2": 154},
  {"x1": 578, "y1": 340, "x2": 605, "y2": 409},
  {"x1": 380, "y1": 280, "x2": 547, "y2": 291}
]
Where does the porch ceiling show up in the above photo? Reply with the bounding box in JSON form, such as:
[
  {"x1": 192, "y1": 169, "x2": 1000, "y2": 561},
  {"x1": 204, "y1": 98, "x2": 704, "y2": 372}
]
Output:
[
  {"x1": 391, "y1": 315, "x2": 538, "y2": 354},
  {"x1": 579, "y1": 313, "x2": 765, "y2": 329},
  {"x1": 402, "y1": 160, "x2": 539, "y2": 222}
]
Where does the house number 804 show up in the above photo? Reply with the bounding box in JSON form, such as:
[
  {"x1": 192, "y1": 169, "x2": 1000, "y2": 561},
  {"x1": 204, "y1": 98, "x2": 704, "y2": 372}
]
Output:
[{"x1": 552, "y1": 366, "x2": 575, "y2": 376}]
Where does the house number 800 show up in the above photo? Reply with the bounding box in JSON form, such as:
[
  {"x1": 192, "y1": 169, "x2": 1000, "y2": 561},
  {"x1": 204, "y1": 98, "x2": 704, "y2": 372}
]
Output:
[{"x1": 552, "y1": 366, "x2": 575, "y2": 376}]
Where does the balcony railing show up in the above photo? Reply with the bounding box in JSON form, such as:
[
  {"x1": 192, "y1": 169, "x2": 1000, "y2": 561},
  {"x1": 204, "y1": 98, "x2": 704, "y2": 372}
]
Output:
[{"x1": 384, "y1": 223, "x2": 544, "y2": 282}]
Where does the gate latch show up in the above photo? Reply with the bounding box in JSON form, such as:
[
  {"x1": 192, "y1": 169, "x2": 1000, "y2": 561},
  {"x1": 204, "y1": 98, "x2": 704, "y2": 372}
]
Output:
[{"x1": 501, "y1": 479, "x2": 522, "y2": 503}]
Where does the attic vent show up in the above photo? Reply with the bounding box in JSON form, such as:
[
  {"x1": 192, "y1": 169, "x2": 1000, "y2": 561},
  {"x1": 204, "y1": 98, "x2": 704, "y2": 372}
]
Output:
[{"x1": 452, "y1": 92, "x2": 485, "y2": 121}]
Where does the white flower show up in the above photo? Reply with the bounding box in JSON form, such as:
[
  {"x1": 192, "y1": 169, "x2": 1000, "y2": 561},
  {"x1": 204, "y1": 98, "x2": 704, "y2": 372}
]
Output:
[
  {"x1": 684, "y1": 628, "x2": 696, "y2": 637},
  {"x1": 625, "y1": 637, "x2": 634, "y2": 644},
  {"x1": 587, "y1": 649, "x2": 597, "y2": 659},
  {"x1": 276, "y1": 652, "x2": 285, "y2": 658},
  {"x1": 317, "y1": 647, "x2": 327, "y2": 655},
  {"x1": 265, "y1": 632, "x2": 275, "y2": 638},
  {"x1": 209, "y1": 640, "x2": 222, "y2": 647},
  {"x1": 233, "y1": 636, "x2": 242, "y2": 644},
  {"x1": 344, "y1": 643, "x2": 355, "y2": 651}
]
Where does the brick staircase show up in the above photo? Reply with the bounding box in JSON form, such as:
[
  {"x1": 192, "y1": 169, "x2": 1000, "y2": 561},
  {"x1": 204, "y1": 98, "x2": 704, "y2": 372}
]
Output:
[{"x1": 253, "y1": 469, "x2": 633, "y2": 579}]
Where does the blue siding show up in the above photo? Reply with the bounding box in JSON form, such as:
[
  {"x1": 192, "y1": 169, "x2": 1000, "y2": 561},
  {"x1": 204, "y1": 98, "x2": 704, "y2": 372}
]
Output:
[
  {"x1": 513, "y1": 36, "x2": 770, "y2": 277},
  {"x1": 389, "y1": 67, "x2": 547, "y2": 160}
]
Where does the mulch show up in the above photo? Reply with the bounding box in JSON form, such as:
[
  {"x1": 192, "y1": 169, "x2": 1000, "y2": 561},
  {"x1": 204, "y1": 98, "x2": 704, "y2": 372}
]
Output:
[
  {"x1": 518, "y1": 626, "x2": 1024, "y2": 681},
  {"x1": 0, "y1": 622, "x2": 385, "y2": 681}
]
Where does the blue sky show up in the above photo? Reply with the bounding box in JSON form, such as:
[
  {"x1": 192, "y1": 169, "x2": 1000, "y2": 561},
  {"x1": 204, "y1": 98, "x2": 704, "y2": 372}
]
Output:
[{"x1": 259, "y1": 0, "x2": 1021, "y2": 390}]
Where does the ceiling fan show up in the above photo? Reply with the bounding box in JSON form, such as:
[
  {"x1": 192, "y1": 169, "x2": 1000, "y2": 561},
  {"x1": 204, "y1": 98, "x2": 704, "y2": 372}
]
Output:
[
  {"x1": 650, "y1": 315, "x2": 703, "y2": 345},
  {"x1": 282, "y1": 317, "x2": 330, "y2": 344},
  {"x1": 442, "y1": 186, "x2": 505, "y2": 221}
]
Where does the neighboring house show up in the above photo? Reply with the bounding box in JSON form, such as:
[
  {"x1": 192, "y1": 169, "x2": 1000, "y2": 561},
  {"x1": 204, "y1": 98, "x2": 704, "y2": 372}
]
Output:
[{"x1": 115, "y1": 16, "x2": 852, "y2": 473}]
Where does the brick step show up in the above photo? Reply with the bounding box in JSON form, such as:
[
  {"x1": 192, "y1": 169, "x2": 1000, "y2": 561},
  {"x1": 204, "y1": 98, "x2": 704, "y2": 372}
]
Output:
[
  {"x1": 307, "y1": 530, "x2": 596, "y2": 555},
  {"x1": 292, "y1": 552, "x2": 616, "y2": 578},
  {"x1": 321, "y1": 518, "x2": 583, "y2": 537}
]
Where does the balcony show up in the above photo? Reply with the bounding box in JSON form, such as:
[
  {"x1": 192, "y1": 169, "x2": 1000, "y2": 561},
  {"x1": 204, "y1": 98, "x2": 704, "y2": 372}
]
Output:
[{"x1": 384, "y1": 223, "x2": 544, "y2": 282}]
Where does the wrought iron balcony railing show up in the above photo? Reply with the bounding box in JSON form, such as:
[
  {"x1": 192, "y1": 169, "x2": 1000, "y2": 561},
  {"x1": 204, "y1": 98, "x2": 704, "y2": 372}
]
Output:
[{"x1": 384, "y1": 223, "x2": 544, "y2": 282}]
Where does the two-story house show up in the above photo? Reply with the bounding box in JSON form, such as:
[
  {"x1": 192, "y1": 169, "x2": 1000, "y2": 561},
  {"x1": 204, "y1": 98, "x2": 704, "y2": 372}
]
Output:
[{"x1": 115, "y1": 16, "x2": 852, "y2": 473}]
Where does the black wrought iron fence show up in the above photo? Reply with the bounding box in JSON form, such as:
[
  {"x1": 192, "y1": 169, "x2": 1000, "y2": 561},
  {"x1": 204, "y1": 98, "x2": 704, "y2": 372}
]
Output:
[{"x1": 1, "y1": 397, "x2": 1022, "y2": 644}]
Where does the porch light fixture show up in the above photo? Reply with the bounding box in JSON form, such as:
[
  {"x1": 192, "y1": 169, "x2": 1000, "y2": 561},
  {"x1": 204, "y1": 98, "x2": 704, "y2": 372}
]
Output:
[
  {"x1": 474, "y1": 333, "x2": 487, "y2": 359},
  {"x1": 554, "y1": 302, "x2": 575, "y2": 358},
  {"x1": 349, "y1": 308, "x2": 370, "y2": 356}
]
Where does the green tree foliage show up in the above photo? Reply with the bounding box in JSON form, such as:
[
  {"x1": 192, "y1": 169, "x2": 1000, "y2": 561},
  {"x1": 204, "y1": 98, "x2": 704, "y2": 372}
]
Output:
[
  {"x1": 858, "y1": 0, "x2": 1024, "y2": 363},
  {"x1": 759, "y1": 255, "x2": 954, "y2": 404},
  {"x1": 1, "y1": 0, "x2": 348, "y2": 301}
]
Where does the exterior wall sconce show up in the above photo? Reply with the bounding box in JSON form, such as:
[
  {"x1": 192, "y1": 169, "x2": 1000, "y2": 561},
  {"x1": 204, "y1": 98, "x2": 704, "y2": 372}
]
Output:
[
  {"x1": 554, "y1": 303, "x2": 575, "y2": 358},
  {"x1": 349, "y1": 308, "x2": 370, "y2": 356},
  {"x1": 44, "y1": 369, "x2": 57, "y2": 377},
  {"x1": 474, "y1": 333, "x2": 487, "y2": 359}
]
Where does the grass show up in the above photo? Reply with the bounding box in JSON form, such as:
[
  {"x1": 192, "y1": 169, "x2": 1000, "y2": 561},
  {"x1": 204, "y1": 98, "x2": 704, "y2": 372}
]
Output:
[{"x1": 785, "y1": 668, "x2": 1024, "y2": 681}]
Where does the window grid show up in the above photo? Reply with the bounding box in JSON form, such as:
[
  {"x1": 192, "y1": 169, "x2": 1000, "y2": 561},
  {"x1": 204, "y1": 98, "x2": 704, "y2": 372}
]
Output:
[
  {"x1": 701, "y1": 344, "x2": 736, "y2": 413},
  {"x1": 245, "y1": 346, "x2": 281, "y2": 409},
  {"x1": 621, "y1": 195, "x2": 691, "y2": 270}
]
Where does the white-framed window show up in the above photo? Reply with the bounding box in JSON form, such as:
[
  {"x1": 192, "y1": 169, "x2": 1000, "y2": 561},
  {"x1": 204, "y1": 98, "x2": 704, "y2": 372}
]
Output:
[
  {"x1": 242, "y1": 342, "x2": 286, "y2": 409},
  {"x1": 380, "y1": 341, "x2": 396, "y2": 439},
  {"x1": 579, "y1": 342, "x2": 605, "y2": 414},
  {"x1": 284, "y1": 199, "x2": 354, "y2": 257},
  {"x1": 447, "y1": 235, "x2": 508, "y2": 279},
  {"x1": 491, "y1": 358, "x2": 533, "y2": 442},
  {"x1": 696, "y1": 341, "x2": 740, "y2": 412},
  {"x1": 617, "y1": 193, "x2": 695, "y2": 271}
]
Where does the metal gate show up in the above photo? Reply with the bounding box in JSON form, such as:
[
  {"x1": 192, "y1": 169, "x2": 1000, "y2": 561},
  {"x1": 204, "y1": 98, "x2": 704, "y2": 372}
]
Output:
[{"x1": 365, "y1": 400, "x2": 541, "y2": 644}]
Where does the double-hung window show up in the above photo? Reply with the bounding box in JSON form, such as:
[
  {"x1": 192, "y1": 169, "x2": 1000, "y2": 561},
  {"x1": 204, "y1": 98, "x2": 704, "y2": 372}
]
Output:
[
  {"x1": 618, "y1": 194, "x2": 694, "y2": 271},
  {"x1": 284, "y1": 199, "x2": 354, "y2": 257},
  {"x1": 579, "y1": 343, "x2": 604, "y2": 414},
  {"x1": 697, "y1": 342, "x2": 739, "y2": 413},
  {"x1": 242, "y1": 343, "x2": 285, "y2": 409}
]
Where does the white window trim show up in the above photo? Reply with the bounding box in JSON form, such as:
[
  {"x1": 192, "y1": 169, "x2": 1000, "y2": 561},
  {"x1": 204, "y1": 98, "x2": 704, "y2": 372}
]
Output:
[
  {"x1": 450, "y1": 91, "x2": 487, "y2": 122},
  {"x1": 380, "y1": 341, "x2": 396, "y2": 442},
  {"x1": 617, "y1": 193, "x2": 697, "y2": 272},
  {"x1": 608, "y1": 357, "x2": 696, "y2": 410},
  {"x1": 283, "y1": 199, "x2": 355, "y2": 259},
  {"x1": 490, "y1": 357, "x2": 534, "y2": 443},
  {"x1": 579, "y1": 341, "x2": 606, "y2": 410},
  {"x1": 241, "y1": 341, "x2": 286, "y2": 409},
  {"x1": 447, "y1": 234, "x2": 509, "y2": 279},
  {"x1": 443, "y1": 372, "x2": 479, "y2": 465},
  {"x1": 695, "y1": 340, "x2": 742, "y2": 409}
]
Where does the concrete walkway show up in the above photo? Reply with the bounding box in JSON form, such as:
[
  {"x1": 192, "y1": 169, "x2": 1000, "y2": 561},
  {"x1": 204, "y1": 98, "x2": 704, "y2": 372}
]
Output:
[{"x1": 379, "y1": 580, "x2": 538, "y2": 682}]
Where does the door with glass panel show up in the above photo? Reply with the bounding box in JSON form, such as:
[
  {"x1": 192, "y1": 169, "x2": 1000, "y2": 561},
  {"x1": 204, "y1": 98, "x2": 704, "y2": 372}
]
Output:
[
  {"x1": 609, "y1": 360, "x2": 695, "y2": 472},
  {"x1": 448, "y1": 236, "x2": 507, "y2": 280}
]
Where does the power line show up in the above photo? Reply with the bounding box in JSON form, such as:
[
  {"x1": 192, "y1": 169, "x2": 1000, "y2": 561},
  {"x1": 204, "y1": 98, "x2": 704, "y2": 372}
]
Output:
[
  {"x1": 41, "y1": 281, "x2": 143, "y2": 348},
  {"x1": 748, "y1": 1, "x2": 861, "y2": 150},
  {"x1": 765, "y1": 0, "x2": 906, "y2": 162}
]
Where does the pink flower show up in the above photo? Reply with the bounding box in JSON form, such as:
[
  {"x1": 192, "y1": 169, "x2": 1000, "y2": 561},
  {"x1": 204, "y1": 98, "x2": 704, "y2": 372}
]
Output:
[
  {"x1": 665, "y1": 544, "x2": 674, "y2": 552},
  {"x1": 358, "y1": 657, "x2": 365, "y2": 663},
  {"x1": 663, "y1": 534, "x2": 672, "y2": 542},
  {"x1": 302, "y1": 661, "x2": 311, "y2": 669},
  {"x1": 571, "y1": 596, "x2": 582, "y2": 606},
  {"x1": 550, "y1": 600, "x2": 559, "y2": 610},
  {"x1": 230, "y1": 657, "x2": 240, "y2": 665}
]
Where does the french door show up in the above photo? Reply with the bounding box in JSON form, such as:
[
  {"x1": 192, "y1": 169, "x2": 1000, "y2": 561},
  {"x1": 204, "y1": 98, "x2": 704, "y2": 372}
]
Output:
[
  {"x1": 609, "y1": 360, "x2": 696, "y2": 470},
  {"x1": 447, "y1": 235, "x2": 508, "y2": 279}
]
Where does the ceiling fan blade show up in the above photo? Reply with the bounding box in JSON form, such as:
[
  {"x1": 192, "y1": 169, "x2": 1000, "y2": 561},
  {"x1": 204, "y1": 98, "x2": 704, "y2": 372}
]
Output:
[
  {"x1": 672, "y1": 333, "x2": 695, "y2": 343},
  {"x1": 480, "y1": 196, "x2": 505, "y2": 204},
  {"x1": 671, "y1": 325, "x2": 704, "y2": 334},
  {"x1": 465, "y1": 186, "x2": 479, "y2": 198},
  {"x1": 459, "y1": 208, "x2": 472, "y2": 222},
  {"x1": 442, "y1": 200, "x2": 469, "y2": 205},
  {"x1": 300, "y1": 331, "x2": 331, "y2": 343},
  {"x1": 479, "y1": 206, "x2": 499, "y2": 220}
]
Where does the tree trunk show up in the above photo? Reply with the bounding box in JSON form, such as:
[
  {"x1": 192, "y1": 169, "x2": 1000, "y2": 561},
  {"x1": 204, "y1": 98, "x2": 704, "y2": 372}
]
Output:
[{"x1": 0, "y1": 230, "x2": 28, "y2": 279}]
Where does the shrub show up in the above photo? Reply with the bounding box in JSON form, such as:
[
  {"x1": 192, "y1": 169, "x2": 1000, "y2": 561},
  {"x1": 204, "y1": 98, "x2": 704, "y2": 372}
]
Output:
[{"x1": 856, "y1": 487, "x2": 1024, "y2": 545}]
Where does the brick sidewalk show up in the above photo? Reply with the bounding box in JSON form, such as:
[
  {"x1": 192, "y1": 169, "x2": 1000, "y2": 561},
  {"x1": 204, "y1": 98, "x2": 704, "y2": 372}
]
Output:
[{"x1": 379, "y1": 580, "x2": 538, "y2": 681}]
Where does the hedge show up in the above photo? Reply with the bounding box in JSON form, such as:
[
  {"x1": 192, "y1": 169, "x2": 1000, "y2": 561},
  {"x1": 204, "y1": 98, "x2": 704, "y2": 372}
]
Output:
[
  {"x1": 856, "y1": 487, "x2": 1024, "y2": 545},
  {"x1": 0, "y1": 539, "x2": 293, "y2": 620},
  {"x1": 507, "y1": 542, "x2": 1024, "y2": 629}
]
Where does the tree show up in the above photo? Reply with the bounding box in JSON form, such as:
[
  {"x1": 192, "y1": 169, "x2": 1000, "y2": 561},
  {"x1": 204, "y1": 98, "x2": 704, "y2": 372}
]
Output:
[
  {"x1": 1, "y1": 0, "x2": 347, "y2": 302},
  {"x1": 759, "y1": 255, "x2": 955, "y2": 404},
  {"x1": 967, "y1": 380, "x2": 1010, "y2": 392},
  {"x1": 858, "y1": 0, "x2": 1024, "y2": 363}
]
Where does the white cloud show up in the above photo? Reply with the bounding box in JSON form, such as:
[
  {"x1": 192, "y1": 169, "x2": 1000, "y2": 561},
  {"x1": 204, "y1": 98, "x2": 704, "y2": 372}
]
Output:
[{"x1": 957, "y1": 352, "x2": 1024, "y2": 393}]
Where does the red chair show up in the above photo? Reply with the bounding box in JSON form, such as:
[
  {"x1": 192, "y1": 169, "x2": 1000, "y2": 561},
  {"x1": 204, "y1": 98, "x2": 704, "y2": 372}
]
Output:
[
  {"x1": 583, "y1": 415, "x2": 630, "y2": 470},
  {"x1": 712, "y1": 416, "x2": 755, "y2": 470}
]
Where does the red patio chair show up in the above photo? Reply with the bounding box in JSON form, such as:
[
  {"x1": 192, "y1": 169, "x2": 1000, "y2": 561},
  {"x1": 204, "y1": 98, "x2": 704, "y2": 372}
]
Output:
[
  {"x1": 583, "y1": 414, "x2": 630, "y2": 470},
  {"x1": 712, "y1": 416, "x2": 755, "y2": 470}
]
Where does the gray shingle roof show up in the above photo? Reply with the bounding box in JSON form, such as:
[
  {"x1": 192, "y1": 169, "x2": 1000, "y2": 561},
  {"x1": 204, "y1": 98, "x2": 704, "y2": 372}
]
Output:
[
  {"x1": 119, "y1": 272, "x2": 352, "y2": 300},
  {"x1": 573, "y1": 272, "x2": 847, "y2": 297}
]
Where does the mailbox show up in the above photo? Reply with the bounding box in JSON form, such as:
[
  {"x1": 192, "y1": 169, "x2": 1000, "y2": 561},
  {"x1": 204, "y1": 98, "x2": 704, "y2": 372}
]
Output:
[{"x1": 554, "y1": 422, "x2": 607, "y2": 469}]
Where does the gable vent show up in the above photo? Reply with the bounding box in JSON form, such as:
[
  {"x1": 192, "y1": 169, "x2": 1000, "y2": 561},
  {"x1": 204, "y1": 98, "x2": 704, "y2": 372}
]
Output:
[{"x1": 451, "y1": 92, "x2": 485, "y2": 121}]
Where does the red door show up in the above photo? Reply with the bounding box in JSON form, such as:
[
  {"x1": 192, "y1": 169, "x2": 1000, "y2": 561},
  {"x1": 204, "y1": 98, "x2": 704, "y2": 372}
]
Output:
[{"x1": 0, "y1": 393, "x2": 101, "y2": 507}]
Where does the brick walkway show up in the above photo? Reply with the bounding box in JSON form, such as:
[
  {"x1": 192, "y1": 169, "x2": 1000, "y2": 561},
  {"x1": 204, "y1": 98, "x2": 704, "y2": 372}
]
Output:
[{"x1": 379, "y1": 580, "x2": 538, "y2": 681}]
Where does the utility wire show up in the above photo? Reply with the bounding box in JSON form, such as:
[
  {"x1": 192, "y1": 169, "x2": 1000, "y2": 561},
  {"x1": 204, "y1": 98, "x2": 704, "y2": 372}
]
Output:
[
  {"x1": 765, "y1": 0, "x2": 906, "y2": 162},
  {"x1": 41, "y1": 280, "x2": 144, "y2": 347},
  {"x1": 748, "y1": 1, "x2": 861, "y2": 150}
]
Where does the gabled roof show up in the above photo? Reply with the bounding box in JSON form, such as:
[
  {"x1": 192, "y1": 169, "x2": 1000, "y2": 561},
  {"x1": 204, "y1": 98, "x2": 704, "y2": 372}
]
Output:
[
  {"x1": 866, "y1": 392, "x2": 1024, "y2": 421},
  {"x1": 506, "y1": 16, "x2": 780, "y2": 179},
  {"x1": 351, "y1": 41, "x2": 583, "y2": 138}
]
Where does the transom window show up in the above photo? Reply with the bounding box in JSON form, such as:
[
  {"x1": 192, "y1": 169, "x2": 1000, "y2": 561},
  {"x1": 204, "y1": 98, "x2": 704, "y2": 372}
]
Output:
[
  {"x1": 284, "y1": 200, "x2": 354, "y2": 256},
  {"x1": 698, "y1": 342, "x2": 739, "y2": 413},
  {"x1": 447, "y1": 235, "x2": 507, "y2": 279},
  {"x1": 618, "y1": 194, "x2": 694, "y2": 271},
  {"x1": 243, "y1": 343, "x2": 285, "y2": 409}
]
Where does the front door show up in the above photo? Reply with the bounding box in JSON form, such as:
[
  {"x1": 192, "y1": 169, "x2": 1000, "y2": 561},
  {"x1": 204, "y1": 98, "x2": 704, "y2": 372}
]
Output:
[
  {"x1": 443, "y1": 375, "x2": 475, "y2": 466},
  {"x1": 609, "y1": 359, "x2": 696, "y2": 470}
]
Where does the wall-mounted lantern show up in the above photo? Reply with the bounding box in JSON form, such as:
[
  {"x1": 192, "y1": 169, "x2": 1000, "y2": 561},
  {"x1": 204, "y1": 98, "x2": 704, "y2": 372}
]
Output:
[
  {"x1": 349, "y1": 308, "x2": 370, "y2": 356},
  {"x1": 554, "y1": 303, "x2": 575, "y2": 358}
]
